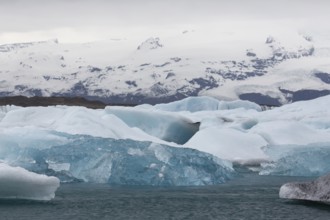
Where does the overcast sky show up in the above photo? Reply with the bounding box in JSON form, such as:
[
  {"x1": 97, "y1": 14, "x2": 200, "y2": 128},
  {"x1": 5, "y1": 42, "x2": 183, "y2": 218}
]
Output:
[{"x1": 0, "y1": 0, "x2": 329, "y2": 44}]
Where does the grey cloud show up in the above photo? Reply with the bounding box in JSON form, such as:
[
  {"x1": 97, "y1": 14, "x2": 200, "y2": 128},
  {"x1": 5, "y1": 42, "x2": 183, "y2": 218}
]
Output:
[
  {"x1": 0, "y1": 0, "x2": 329, "y2": 43},
  {"x1": 1, "y1": 0, "x2": 329, "y2": 29}
]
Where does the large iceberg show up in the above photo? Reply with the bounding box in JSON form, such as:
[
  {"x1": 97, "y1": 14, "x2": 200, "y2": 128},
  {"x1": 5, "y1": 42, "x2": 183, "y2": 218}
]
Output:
[
  {"x1": 0, "y1": 163, "x2": 60, "y2": 201},
  {"x1": 279, "y1": 173, "x2": 330, "y2": 203},
  {"x1": 0, "y1": 132, "x2": 234, "y2": 185},
  {"x1": 1, "y1": 95, "x2": 330, "y2": 182}
]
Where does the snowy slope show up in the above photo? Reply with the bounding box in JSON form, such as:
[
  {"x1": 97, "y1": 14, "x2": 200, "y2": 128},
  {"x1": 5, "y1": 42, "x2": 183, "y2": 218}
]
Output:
[{"x1": 0, "y1": 28, "x2": 329, "y2": 105}]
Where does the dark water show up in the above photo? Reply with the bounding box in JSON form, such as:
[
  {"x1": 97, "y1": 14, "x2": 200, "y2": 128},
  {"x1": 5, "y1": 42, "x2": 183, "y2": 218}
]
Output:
[{"x1": 1, "y1": 174, "x2": 330, "y2": 220}]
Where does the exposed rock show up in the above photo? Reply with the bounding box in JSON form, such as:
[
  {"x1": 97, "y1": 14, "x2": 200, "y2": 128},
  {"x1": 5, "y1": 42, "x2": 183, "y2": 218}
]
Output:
[
  {"x1": 137, "y1": 37, "x2": 163, "y2": 50},
  {"x1": 266, "y1": 36, "x2": 275, "y2": 44},
  {"x1": 280, "y1": 173, "x2": 330, "y2": 203},
  {"x1": 0, "y1": 96, "x2": 106, "y2": 109}
]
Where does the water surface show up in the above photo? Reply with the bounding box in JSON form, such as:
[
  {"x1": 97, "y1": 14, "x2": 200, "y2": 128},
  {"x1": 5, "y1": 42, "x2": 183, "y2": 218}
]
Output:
[{"x1": 1, "y1": 174, "x2": 329, "y2": 220}]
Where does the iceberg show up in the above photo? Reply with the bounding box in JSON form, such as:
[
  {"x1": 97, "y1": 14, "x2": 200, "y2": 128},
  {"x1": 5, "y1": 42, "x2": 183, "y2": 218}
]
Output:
[
  {"x1": 1, "y1": 133, "x2": 234, "y2": 186},
  {"x1": 0, "y1": 163, "x2": 60, "y2": 201},
  {"x1": 106, "y1": 107, "x2": 199, "y2": 144},
  {"x1": 260, "y1": 143, "x2": 330, "y2": 176},
  {"x1": 1, "y1": 95, "x2": 330, "y2": 182},
  {"x1": 279, "y1": 173, "x2": 330, "y2": 203},
  {"x1": 150, "y1": 96, "x2": 262, "y2": 112}
]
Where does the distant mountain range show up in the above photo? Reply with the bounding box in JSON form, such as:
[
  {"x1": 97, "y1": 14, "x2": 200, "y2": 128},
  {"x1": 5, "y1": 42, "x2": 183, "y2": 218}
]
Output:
[{"x1": 0, "y1": 29, "x2": 329, "y2": 106}]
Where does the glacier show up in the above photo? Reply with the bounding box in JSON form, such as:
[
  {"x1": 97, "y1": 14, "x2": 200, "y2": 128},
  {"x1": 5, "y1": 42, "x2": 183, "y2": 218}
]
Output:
[
  {"x1": 0, "y1": 163, "x2": 60, "y2": 201},
  {"x1": 279, "y1": 173, "x2": 330, "y2": 203}
]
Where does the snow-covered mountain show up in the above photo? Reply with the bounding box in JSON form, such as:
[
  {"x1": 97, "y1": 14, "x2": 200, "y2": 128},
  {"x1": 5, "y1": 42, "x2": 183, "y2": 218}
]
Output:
[{"x1": 0, "y1": 29, "x2": 329, "y2": 105}]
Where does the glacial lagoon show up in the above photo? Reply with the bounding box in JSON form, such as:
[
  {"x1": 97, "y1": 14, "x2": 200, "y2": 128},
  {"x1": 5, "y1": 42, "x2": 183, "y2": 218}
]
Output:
[{"x1": 1, "y1": 174, "x2": 329, "y2": 220}]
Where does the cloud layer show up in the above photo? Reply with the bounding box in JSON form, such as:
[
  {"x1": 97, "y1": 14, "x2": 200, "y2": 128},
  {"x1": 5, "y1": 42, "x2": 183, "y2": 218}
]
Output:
[{"x1": 0, "y1": 0, "x2": 329, "y2": 44}]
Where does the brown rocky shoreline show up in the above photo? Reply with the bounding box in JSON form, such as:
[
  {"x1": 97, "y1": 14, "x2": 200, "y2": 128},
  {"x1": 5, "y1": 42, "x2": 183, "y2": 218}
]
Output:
[{"x1": 0, "y1": 96, "x2": 109, "y2": 109}]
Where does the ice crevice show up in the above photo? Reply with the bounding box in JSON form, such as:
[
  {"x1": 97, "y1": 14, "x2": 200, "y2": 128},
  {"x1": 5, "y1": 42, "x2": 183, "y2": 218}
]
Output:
[{"x1": 106, "y1": 106, "x2": 200, "y2": 144}]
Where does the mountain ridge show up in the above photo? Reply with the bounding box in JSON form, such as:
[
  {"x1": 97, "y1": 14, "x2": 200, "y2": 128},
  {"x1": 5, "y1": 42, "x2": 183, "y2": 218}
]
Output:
[{"x1": 0, "y1": 30, "x2": 329, "y2": 105}]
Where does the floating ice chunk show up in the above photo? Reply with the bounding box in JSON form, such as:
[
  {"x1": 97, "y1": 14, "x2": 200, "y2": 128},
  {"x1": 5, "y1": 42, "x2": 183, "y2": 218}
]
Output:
[
  {"x1": 54, "y1": 137, "x2": 234, "y2": 185},
  {"x1": 1, "y1": 134, "x2": 234, "y2": 186},
  {"x1": 1, "y1": 95, "x2": 330, "y2": 180},
  {"x1": 0, "y1": 163, "x2": 60, "y2": 201},
  {"x1": 279, "y1": 173, "x2": 330, "y2": 203},
  {"x1": 151, "y1": 96, "x2": 261, "y2": 112},
  {"x1": 261, "y1": 143, "x2": 330, "y2": 176}
]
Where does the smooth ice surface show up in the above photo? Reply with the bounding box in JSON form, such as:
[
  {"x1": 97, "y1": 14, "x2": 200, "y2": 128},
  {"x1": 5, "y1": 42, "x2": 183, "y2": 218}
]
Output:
[
  {"x1": 0, "y1": 163, "x2": 60, "y2": 201},
  {"x1": 0, "y1": 134, "x2": 234, "y2": 185},
  {"x1": 185, "y1": 127, "x2": 268, "y2": 161},
  {"x1": 106, "y1": 106, "x2": 199, "y2": 144},
  {"x1": 0, "y1": 106, "x2": 170, "y2": 145},
  {"x1": 280, "y1": 173, "x2": 330, "y2": 203}
]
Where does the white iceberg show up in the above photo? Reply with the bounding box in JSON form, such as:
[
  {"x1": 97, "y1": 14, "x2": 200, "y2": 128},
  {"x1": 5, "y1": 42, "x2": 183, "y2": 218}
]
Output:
[
  {"x1": 280, "y1": 173, "x2": 330, "y2": 203},
  {"x1": 1, "y1": 95, "x2": 330, "y2": 180},
  {"x1": 180, "y1": 96, "x2": 329, "y2": 164},
  {"x1": 0, "y1": 163, "x2": 60, "y2": 201}
]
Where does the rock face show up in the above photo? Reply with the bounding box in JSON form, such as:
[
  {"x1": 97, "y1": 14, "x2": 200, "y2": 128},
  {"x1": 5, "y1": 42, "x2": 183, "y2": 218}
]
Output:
[
  {"x1": 137, "y1": 37, "x2": 163, "y2": 50},
  {"x1": 0, "y1": 96, "x2": 107, "y2": 109},
  {"x1": 279, "y1": 173, "x2": 330, "y2": 203}
]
